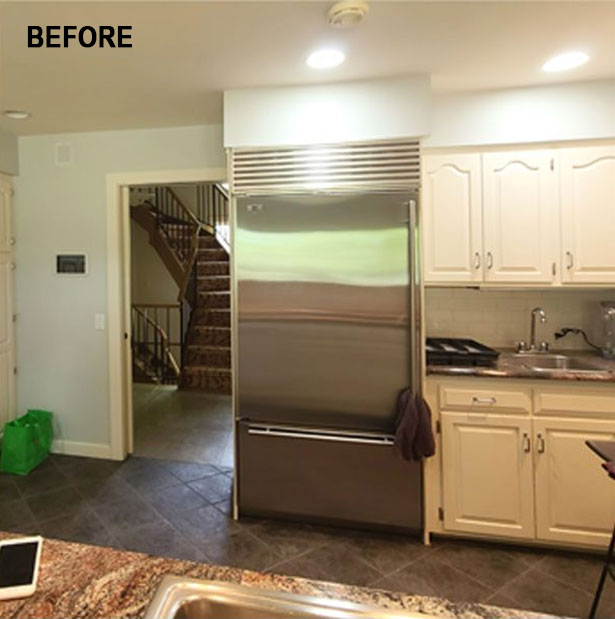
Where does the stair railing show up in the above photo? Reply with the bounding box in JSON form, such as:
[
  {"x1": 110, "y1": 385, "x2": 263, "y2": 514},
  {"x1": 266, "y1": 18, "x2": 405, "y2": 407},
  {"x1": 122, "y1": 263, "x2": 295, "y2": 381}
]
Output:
[
  {"x1": 131, "y1": 304, "x2": 181, "y2": 383},
  {"x1": 152, "y1": 186, "x2": 202, "y2": 265},
  {"x1": 196, "y1": 183, "x2": 230, "y2": 251}
]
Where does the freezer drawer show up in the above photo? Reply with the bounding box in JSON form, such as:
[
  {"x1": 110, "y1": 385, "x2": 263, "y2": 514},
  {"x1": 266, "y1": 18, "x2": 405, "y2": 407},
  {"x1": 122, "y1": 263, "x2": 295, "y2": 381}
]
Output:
[{"x1": 237, "y1": 423, "x2": 423, "y2": 531}]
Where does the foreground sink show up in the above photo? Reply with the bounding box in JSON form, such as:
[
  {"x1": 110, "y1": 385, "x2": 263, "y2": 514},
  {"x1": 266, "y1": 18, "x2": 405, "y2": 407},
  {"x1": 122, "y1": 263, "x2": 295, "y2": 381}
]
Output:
[
  {"x1": 144, "y1": 575, "x2": 434, "y2": 619},
  {"x1": 512, "y1": 353, "x2": 604, "y2": 372}
]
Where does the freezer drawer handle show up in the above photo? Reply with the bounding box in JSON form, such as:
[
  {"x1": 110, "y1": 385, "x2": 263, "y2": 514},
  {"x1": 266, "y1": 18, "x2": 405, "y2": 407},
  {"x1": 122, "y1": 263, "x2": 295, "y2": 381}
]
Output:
[{"x1": 247, "y1": 427, "x2": 395, "y2": 446}]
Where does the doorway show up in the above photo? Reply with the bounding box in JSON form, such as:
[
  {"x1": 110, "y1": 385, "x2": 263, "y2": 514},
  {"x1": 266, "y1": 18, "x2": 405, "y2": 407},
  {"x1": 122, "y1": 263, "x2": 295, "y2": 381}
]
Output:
[
  {"x1": 128, "y1": 181, "x2": 232, "y2": 466},
  {"x1": 106, "y1": 167, "x2": 232, "y2": 466}
]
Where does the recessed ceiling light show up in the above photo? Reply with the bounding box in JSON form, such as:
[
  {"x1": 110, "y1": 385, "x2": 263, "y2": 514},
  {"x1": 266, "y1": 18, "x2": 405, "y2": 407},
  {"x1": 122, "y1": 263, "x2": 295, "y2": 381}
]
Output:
[
  {"x1": 2, "y1": 110, "x2": 31, "y2": 120},
  {"x1": 306, "y1": 48, "x2": 345, "y2": 69},
  {"x1": 542, "y1": 51, "x2": 589, "y2": 73}
]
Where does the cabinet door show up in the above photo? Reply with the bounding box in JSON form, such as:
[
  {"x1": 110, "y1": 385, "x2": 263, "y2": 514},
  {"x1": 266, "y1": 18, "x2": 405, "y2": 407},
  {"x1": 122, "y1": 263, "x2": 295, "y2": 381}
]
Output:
[
  {"x1": 422, "y1": 153, "x2": 482, "y2": 283},
  {"x1": 561, "y1": 146, "x2": 615, "y2": 284},
  {"x1": 0, "y1": 175, "x2": 15, "y2": 429},
  {"x1": 441, "y1": 412, "x2": 535, "y2": 539},
  {"x1": 534, "y1": 417, "x2": 615, "y2": 547},
  {"x1": 482, "y1": 151, "x2": 558, "y2": 283}
]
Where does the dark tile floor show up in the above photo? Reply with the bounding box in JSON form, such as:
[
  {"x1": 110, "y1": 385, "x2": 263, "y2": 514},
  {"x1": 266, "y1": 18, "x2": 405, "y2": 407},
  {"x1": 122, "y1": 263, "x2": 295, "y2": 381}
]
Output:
[
  {"x1": 1, "y1": 455, "x2": 613, "y2": 619},
  {"x1": 133, "y1": 385, "x2": 233, "y2": 466}
]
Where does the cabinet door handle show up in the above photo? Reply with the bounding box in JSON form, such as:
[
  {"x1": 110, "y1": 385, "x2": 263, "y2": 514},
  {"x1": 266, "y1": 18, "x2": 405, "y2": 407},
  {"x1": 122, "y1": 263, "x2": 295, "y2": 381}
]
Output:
[
  {"x1": 472, "y1": 396, "x2": 496, "y2": 405},
  {"x1": 537, "y1": 433, "x2": 545, "y2": 453},
  {"x1": 566, "y1": 251, "x2": 574, "y2": 270},
  {"x1": 552, "y1": 262, "x2": 557, "y2": 278},
  {"x1": 474, "y1": 252, "x2": 481, "y2": 270},
  {"x1": 522, "y1": 433, "x2": 531, "y2": 453},
  {"x1": 9, "y1": 237, "x2": 15, "y2": 246},
  {"x1": 486, "y1": 252, "x2": 494, "y2": 269}
]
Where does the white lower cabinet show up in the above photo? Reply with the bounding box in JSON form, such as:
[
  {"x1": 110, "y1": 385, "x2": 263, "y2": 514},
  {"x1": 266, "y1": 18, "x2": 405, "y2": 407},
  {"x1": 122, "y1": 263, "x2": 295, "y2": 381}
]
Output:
[
  {"x1": 534, "y1": 417, "x2": 615, "y2": 547},
  {"x1": 439, "y1": 384, "x2": 615, "y2": 548},
  {"x1": 441, "y1": 412, "x2": 535, "y2": 539}
]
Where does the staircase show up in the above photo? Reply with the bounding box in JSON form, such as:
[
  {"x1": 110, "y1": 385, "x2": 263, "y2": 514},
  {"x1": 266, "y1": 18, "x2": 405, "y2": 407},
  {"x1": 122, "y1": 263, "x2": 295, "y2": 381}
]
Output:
[{"x1": 131, "y1": 184, "x2": 231, "y2": 394}]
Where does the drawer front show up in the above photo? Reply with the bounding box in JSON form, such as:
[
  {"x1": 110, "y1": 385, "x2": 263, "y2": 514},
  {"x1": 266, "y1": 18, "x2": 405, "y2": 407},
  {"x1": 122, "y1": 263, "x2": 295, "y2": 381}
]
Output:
[
  {"x1": 439, "y1": 385, "x2": 532, "y2": 414},
  {"x1": 237, "y1": 422, "x2": 423, "y2": 531},
  {"x1": 535, "y1": 388, "x2": 615, "y2": 417}
]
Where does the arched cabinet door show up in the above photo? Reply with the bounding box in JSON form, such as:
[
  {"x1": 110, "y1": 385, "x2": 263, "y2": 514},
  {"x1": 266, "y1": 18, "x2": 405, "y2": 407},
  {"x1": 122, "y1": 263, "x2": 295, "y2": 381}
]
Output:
[
  {"x1": 422, "y1": 153, "x2": 483, "y2": 284},
  {"x1": 561, "y1": 146, "x2": 615, "y2": 284},
  {"x1": 482, "y1": 150, "x2": 559, "y2": 284}
]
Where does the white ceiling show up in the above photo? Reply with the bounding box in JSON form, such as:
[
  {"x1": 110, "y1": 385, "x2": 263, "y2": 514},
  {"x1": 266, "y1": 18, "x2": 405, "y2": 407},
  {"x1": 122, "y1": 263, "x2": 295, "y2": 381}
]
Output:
[{"x1": 1, "y1": 1, "x2": 614, "y2": 135}]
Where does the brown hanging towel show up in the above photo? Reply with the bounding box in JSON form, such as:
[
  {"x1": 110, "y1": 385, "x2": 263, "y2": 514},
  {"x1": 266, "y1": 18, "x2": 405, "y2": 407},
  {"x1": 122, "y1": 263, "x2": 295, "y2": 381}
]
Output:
[{"x1": 393, "y1": 388, "x2": 436, "y2": 462}]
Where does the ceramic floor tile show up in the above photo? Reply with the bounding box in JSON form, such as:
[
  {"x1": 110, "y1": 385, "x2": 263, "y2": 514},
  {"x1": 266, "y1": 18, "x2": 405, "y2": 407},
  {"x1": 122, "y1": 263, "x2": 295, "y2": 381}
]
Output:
[
  {"x1": 39, "y1": 505, "x2": 117, "y2": 548},
  {"x1": 157, "y1": 460, "x2": 221, "y2": 483},
  {"x1": 14, "y1": 466, "x2": 71, "y2": 498},
  {"x1": 429, "y1": 539, "x2": 543, "y2": 590},
  {"x1": 0, "y1": 497, "x2": 37, "y2": 531},
  {"x1": 25, "y1": 486, "x2": 87, "y2": 522},
  {"x1": 269, "y1": 543, "x2": 383, "y2": 587},
  {"x1": 94, "y1": 495, "x2": 165, "y2": 533},
  {"x1": 494, "y1": 565, "x2": 596, "y2": 618},
  {"x1": 114, "y1": 519, "x2": 207, "y2": 563},
  {"x1": 141, "y1": 483, "x2": 209, "y2": 520},
  {"x1": 371, "y1": 552, "x2": 495, "y2": 603},
  {"x1": 188, "y1": 473, "x2": 232, "y2": 504},
  {"x1": 0, "y1": 474, "x2": 21, "y2": 501},
  {"x1": 199, "y1": 528, "x2": 283, "y2": 572}
]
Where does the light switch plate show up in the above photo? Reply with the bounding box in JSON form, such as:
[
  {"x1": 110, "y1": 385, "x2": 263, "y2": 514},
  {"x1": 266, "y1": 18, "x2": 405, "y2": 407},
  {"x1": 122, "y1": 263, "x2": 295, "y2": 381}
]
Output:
[{"x1": 94, "y1": 313, "x2": 106, "y2": 331}]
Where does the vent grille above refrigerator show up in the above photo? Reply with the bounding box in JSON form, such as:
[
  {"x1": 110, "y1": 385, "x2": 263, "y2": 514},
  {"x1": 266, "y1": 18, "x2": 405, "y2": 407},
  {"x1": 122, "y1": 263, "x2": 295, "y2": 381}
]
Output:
[{"x1": 230, "y1": 140, "x2": 421, "y2": 194}]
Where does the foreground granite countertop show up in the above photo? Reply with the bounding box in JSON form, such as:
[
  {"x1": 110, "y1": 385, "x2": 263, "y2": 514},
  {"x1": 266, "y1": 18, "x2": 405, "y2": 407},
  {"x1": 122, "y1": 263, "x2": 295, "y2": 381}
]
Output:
[
  {"x1": 427, "y1": 350, "x2": 615, "y2": 383},
  {"x1": 0, "y1": 533, "x2": 559, "y2": 619}
]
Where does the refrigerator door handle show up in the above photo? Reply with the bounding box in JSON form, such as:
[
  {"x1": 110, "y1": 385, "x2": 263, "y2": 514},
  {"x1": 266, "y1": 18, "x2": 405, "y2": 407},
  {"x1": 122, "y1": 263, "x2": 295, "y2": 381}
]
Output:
[
  {"x1": 408, "y1": 198, "x2": 423, "y2": 399},
  {"x1": 247, "y1": 426, "x2": 395, "y2": 446}
]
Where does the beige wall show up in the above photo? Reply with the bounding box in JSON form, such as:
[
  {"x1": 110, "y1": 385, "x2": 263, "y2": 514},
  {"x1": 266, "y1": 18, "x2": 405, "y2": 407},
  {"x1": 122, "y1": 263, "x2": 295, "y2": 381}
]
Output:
[
  {"x1": 14, "y1": 124, "x2": 225, "y2": 451},
  {"x1": 0, "y1": 127, "x2": 18, "y2": 174},
  {"x1": 130, "y1": 221, "x2": 178, "y2": 306},
  {"x1": 425, "y1": 288, "x2": 615, "y2": 352}
]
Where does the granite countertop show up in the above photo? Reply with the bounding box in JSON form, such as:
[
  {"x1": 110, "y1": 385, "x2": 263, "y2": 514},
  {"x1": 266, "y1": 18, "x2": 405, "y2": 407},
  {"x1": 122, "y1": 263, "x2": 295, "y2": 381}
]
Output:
[
  {"x1": 427, "y1": 350, "x2": 615, "y2": 383},
  {"x1": 0, "y1": 533, "x2": 558, "y2": 619}
]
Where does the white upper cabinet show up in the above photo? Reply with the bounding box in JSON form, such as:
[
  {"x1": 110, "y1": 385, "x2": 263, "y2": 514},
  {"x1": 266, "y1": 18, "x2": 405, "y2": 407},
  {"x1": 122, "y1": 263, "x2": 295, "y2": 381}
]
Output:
[
  {"x1": 422, "y1": 153, "x2": 482, "y2": 283},
  {"x1": 560, "y1": 146, "x2": 615, "y2": 284},
  {"x1": 482, "y1": 150, "x2": 558, "y2": 284}
]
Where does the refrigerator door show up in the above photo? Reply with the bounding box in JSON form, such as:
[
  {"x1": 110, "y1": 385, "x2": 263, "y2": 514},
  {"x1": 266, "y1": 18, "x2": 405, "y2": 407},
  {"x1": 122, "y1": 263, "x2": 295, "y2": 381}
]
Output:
[{"x1": 236, "y1": 193, "x2": 414, "y2": 431}]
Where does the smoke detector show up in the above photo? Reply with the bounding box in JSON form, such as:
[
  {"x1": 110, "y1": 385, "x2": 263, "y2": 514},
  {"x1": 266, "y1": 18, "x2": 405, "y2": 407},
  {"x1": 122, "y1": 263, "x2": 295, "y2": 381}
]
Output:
[{"x1": 327, "y1": 1, "x2": 370, "y2": 28}]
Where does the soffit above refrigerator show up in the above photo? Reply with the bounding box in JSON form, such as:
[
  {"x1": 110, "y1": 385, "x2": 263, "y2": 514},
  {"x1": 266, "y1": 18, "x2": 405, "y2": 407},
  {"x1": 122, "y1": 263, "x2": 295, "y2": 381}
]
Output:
[{"x1": 223, "y1": 75, "x2": 431, "y2": 149}]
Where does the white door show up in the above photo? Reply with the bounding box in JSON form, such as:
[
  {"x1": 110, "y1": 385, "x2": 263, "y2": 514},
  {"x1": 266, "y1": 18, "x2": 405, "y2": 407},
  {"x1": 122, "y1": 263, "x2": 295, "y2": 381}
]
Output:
[
  {"x1": 482, "y1": 151, "x2": 558, "y2": 284},
  {"x1": 561, "y1": 146, "x2": 615, "y2": 284},
  {"x1": 422, "y1": 153, "x2": 483, "y2": 283},
  {"x1": 0, "y1": 175, "x2": 15, "y2": 429},
  {"x1": 441, "y1": 412, "x2": 535, "y2": 539},
  {"x1": 534, "y1": 416, "x2": 615, "y2": 547}
]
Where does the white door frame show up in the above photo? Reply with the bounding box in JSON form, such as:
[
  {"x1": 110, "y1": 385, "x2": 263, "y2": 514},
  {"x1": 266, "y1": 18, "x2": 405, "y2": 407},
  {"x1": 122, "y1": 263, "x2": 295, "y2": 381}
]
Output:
[
  {"x1": 106, "y1": 167, "x2": 227, "y2": 460},
  {"x1": 0, "y1": 173, "x2": 15, "y2": 432}
]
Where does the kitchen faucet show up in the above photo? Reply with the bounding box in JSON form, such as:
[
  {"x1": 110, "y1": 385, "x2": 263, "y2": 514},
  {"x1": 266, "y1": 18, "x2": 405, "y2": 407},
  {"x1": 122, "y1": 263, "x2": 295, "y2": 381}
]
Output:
[{"x1": 517, "y1": 307, "x2": 548, "y2": 353}]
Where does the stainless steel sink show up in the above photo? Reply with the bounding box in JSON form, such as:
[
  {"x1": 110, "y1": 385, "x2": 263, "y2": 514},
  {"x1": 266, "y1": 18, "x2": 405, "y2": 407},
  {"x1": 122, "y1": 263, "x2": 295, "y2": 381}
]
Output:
[
  {"x1": 144, "y1": 576, "x2": 435, "y2": 619},
  {"x1": 512, "y1": 353, "x2": 604, "y2": 373}
]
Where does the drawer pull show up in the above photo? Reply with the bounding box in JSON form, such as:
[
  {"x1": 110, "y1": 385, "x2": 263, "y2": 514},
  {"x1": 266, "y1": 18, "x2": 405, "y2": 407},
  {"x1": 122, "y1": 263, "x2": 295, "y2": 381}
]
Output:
[
  {"x1": 522, "y1": 433, "x2": 531, "y2": 453},
  {"x1": 537, "y1": 433, "x2": 546, "y2": 454},
  {"x1": 472, "y1": 396, "x2": 497, "y2": 405}
]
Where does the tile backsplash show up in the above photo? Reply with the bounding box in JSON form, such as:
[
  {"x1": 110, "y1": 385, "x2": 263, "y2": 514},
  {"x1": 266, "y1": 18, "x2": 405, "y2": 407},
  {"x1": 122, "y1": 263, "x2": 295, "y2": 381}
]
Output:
[{"x1": 425, "y1": 288, "x2": 615, "y2": 351}]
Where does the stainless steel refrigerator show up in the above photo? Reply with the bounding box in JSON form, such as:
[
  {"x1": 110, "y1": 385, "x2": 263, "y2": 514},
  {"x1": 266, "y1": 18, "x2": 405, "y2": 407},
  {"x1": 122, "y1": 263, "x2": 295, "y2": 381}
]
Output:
[{"x1": 235, "y1": 191, "x2": 423, "y2": 532}]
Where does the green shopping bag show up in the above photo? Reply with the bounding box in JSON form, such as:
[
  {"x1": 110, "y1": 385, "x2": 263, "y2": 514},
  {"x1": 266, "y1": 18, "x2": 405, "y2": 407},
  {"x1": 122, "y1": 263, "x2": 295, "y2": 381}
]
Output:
[{"x1": 0, "y1": 410, "x2": 54, "y2": 475}]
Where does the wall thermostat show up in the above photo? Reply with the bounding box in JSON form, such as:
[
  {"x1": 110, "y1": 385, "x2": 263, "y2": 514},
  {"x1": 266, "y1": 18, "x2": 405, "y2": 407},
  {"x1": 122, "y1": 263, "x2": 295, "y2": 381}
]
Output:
[{"x1": 56, "y1": 254, "x2": 88, "y2": 275}]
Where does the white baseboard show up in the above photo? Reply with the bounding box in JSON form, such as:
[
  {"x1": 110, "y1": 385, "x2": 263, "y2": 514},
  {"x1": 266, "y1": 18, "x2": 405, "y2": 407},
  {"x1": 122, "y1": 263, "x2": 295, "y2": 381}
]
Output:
[{"x1": 51, "y1": 440, "x2": 113, "y2": 460}]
